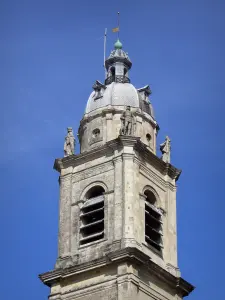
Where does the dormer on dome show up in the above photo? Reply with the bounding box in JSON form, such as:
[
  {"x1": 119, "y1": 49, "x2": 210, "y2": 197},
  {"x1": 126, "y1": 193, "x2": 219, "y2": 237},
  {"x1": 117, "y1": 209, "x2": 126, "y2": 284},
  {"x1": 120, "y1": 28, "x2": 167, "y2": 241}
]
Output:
[
  {"x1": 79, "y1": 40, "x2": 159, "y2": 154},
  {"x1": 138, "y1": 85, "x2": 155, "y2": 118},
  {"x1": 105, "y1": 39, "x2": 132, "y2": 85},
  {"x1": 40, "y1": 29, "x2": 194, "y2": 300}
]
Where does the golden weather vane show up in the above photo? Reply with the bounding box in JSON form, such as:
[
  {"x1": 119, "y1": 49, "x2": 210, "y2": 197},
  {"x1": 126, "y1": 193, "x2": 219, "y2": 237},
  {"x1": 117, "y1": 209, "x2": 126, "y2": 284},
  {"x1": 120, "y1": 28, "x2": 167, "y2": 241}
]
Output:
[
  {"x1": 112, "y1": 12, "x2": 120, "y2": 39},
  {"x1": 104, "y1": 12, "x2": 121, "y2": 78}
]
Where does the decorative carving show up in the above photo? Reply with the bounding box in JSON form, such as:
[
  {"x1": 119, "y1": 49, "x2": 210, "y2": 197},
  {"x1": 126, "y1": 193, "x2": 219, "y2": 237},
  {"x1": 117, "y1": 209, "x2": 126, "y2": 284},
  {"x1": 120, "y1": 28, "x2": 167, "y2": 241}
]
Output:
[
  {"x1": 64, "y1": 127, "x2": 75, "y2": 157},
  {"x1": 160, "y1": 136, "x2": 171, "y2": 163},
  {"x1": 92, "y1": 80, "x2": 106, "y2": 100},
  {"x1": 105, "y1": 75, "x2": 130, "y2": 85},
  {"x1": 120, "y1": 106, "x2": 136, "y2": 136},
  {"x1": 137, "y1": 85, "x2": 152, "y2": 100}
]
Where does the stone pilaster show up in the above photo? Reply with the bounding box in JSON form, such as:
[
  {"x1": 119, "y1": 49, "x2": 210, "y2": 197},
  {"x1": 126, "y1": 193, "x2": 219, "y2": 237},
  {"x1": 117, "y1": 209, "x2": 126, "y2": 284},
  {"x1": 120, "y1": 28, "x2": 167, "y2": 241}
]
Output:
[
  {"x1": 139, "y1": 192, "x2": 147, "y2": 244},
  {"x1": 70, "y1": 201, "x2": 82, "y2": 256},
  {"x1": 122, "y1": 152, "x2": 135, "y2": 240},
  {"x1": 57, "y1": 174, "x2": 72, "y2": 259},
  {"x1": 106, "y1": 111, "x2": 113, "y2": 142},
  {"x1": 133, "y1": 158, "x2": 141, "y2": 242},
  {"x1": 113, "y1": 156, "x2": 123, "y2": 241},
  {"x1": 164, "y1": 182, "x2": 178, "y2": 268}
]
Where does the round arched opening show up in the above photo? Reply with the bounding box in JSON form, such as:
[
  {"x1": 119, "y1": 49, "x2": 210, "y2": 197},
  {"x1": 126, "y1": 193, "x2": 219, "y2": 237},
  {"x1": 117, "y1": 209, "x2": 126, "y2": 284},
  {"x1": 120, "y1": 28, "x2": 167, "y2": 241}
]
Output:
[
  {"x1": 85, "y1": 185, "x2": 105, "y2": 199},
  {"x1": 146, "y1": 133, "x2": 151, "y2": 142},
  {"x1": 144, "y1": 189, "x2": 156, "y2": 205},
  {"x1": 110, "y1": 67, "x2": 115, "y2": 81}
]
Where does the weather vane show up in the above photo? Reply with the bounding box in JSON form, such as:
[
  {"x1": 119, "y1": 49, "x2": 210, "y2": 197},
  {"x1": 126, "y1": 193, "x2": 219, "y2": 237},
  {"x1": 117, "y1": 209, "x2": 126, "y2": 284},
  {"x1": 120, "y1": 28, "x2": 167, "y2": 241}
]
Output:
[
  {"x1": 112, "y1": 12, "x2": 120, "y2": 38},
  {"x1": 104, "y1": 12, "x2": 121, "y2": 79}
]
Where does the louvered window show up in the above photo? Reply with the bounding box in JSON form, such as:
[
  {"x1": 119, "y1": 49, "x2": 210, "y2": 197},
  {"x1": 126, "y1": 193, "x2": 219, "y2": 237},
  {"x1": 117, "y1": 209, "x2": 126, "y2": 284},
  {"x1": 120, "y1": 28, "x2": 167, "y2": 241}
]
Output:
[
  {"x1": 144, "y1": 190, "x2": 163, "y2": 252},
  {"x1": 80, "y1": 187, "x2": 105, "y2": 245}
]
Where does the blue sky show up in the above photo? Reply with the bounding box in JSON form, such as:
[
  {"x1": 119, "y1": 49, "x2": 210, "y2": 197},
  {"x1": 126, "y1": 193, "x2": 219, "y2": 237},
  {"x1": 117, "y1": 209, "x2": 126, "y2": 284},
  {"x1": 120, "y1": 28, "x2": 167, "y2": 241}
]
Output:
[{"x1": 1, "y1": 1, "x2": 225, "y2": 299}]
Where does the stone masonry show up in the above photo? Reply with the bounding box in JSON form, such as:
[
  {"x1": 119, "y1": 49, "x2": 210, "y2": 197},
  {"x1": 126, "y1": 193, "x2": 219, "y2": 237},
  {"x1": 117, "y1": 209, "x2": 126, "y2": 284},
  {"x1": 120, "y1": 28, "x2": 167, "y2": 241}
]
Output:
[{"x1": 39, "y1": 39, "x2": 194, "y2": 299}]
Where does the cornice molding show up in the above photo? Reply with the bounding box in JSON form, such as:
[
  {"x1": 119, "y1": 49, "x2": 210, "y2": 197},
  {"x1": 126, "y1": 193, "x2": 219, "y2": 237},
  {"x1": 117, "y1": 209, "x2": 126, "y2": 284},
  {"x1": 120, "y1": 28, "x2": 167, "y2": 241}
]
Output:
[
  {"x1": 72, "y1": 160, "x2": 114, "y2": 184},
  {"x1": 39, "y1": 247, "x2": 194, "y2": 297},
  {"x1": 79, "y1": 107, "x2": 157, "y2": 129},
  {"x1": 112, "y1": 156, "x2": 123, "y2": 164},
  {"x1": 134, "y1": 141, "x2": 182, "y2": 182},
  {"x1": 54, "y1": 144, "x2": 114, "y2": 172},
  {"x1": 54, "y1": 137, "x2": 181, "y2": 182},
  {"x1": 139, "y1": 165, "x2": 166, "y2": 189}
]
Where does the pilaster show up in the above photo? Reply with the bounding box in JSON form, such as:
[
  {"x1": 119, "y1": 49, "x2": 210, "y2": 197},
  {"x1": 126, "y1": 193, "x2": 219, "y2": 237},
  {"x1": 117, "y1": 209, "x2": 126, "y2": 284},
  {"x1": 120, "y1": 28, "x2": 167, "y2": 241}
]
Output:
[
  {"x1": 57, "y1": 173, "x2": 72, "y2": 259},
  {"x1": 70, "y1": 200, "x2": 83, "y2": 256},
  {"x1": 106, "y1": 111, "x2": 113, "y2": 142},
  {"x1": 113, "y1": 156, "x2": 123, "y2": 241},
  {"x1": 122, "y1": 148, "x2": 136, "y2": 242}
]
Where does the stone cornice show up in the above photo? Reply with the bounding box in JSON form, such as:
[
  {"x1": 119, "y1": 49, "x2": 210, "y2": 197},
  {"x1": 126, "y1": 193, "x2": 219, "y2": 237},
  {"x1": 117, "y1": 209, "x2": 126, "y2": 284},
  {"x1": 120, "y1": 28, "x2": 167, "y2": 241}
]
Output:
[
  {"x1": 54, "y1": 137, "x2": 181, "y2": 182},
  {"x1": 39, "y1": 247, "x2": 194, "y2": 297},
  {"x1": 134, "y1": 141, "x2": 182, "y2": 182},
  {"x1": 79, "y1": 106, "x2": 157, "y2": 129},
  {"x1": 54, "y1": 144, "x2": 114, "y2": 172},
  {"x1": 119, "y1": 135, "x2": 140, "y2": 147}
]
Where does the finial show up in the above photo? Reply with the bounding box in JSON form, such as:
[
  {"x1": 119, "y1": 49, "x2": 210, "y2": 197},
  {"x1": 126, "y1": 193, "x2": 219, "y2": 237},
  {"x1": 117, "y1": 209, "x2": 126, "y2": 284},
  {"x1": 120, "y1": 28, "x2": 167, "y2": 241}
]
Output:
[{"x1": 114, "y1": 39, "x2": 123, "y2": 49}]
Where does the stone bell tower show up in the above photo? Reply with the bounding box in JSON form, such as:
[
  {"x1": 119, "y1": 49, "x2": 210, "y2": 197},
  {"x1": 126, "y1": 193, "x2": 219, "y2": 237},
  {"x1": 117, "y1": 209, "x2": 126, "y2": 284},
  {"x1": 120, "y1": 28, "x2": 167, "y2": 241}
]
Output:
[{"x1": 39, "y1": 39, "x2": 194, "y2": 299}]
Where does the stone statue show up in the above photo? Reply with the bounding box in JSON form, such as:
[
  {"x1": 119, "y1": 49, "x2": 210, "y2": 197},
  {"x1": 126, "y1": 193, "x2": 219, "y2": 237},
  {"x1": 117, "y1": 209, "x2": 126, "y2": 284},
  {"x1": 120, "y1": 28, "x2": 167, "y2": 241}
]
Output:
[
  {"x1": 64, "y1": 127, "x2": 75, "y2": 157},
  {"x1": 120, "y1": 106, "x2": 136, "y2": 136},
  {"x1": 160, "y1": 136, "x2": 171, "y2": 163}
]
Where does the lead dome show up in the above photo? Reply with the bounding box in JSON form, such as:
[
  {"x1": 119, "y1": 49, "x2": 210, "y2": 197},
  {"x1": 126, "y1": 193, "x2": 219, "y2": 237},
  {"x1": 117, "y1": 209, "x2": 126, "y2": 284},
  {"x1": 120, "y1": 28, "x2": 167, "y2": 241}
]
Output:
[
  {"x1": 79, "y1": 40, "x2": 158, "y2": 153},
  {"x1": 86, "y1": 82, "x2": 140, "y2": 113}
]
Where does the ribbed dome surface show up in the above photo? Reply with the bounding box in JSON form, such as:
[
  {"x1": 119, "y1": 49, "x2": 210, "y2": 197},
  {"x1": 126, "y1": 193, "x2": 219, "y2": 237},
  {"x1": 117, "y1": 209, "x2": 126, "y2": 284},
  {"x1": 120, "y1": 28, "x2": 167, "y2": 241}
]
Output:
[{"x1": 85, "y1": 82, "x2": 140, "y2": 114}]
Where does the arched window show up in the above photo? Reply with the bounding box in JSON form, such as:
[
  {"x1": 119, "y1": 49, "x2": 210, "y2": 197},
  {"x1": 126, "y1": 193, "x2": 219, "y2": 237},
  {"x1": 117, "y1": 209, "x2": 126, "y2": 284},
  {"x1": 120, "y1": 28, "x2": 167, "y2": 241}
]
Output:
[
  {"x1": 144, "y1": 189, "x2": 163, "y2": 252},
  {"x1": 146, "y1": 133, "x2": 151, "y2": 143},
  {"x1": 79, "y1": 186, "x2": 105, "y2": 245},
  {"x1": 111, "y1": 67, "x2": 115, "y2": 82}
]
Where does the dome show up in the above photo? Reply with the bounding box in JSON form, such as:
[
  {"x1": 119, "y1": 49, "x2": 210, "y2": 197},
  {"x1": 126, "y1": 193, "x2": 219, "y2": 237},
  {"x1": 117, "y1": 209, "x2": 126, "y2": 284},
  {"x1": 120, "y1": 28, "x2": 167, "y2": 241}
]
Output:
[{"x1": 85, "y1": 82, "x2": 140, "y2": 114}]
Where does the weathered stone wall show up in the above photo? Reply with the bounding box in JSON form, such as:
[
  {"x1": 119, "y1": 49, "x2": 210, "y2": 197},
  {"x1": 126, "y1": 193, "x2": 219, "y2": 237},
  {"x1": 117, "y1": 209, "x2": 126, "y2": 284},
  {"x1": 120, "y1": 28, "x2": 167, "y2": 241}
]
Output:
[
  {"x1": 79, "y1": 107, "x2": 157, "y2": 154},
  {"x1": 56, "y1": 138, "x2": 178, "y2": 277},
  {"x1": 49, "y1": 262, "x2": 182, "y2": 300}
]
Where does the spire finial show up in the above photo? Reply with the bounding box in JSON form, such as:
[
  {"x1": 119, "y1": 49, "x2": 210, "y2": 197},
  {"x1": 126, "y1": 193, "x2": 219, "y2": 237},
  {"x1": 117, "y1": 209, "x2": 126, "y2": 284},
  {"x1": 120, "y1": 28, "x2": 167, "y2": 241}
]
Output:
[
  {"x1": 112, "y1": 12, "x2": 122, "y2": 49},
  {"x1": 114, "y1": 39, "x2": 123, "y2": 49}
]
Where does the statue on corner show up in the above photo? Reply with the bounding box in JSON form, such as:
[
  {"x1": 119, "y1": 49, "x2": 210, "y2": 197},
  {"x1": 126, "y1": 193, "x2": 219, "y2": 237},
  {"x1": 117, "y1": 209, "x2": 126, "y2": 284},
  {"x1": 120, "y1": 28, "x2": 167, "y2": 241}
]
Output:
[
  {"x1": 120, "y1": 106, "x2": 136, "y2": 136},
  {"x1": 160, "y1": 136, "x2": 171, "y2": 163},
  {"x1": 64, "y1": 127, "x2": 75, "y2": 157}
]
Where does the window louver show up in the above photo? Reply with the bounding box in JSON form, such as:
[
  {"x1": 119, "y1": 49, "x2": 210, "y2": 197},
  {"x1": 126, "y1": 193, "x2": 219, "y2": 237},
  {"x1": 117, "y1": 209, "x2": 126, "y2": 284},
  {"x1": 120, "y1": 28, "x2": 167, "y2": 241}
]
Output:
[{"x1": 80, "y1": 195, "x2": 104, "y2": 245}]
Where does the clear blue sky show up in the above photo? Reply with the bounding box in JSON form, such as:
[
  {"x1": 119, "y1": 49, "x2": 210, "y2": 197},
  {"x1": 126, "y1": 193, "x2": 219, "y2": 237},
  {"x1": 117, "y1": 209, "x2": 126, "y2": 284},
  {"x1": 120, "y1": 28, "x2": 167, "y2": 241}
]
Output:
[{"x1": 1, "y1": 1, "x2": 225, "y2": 299}]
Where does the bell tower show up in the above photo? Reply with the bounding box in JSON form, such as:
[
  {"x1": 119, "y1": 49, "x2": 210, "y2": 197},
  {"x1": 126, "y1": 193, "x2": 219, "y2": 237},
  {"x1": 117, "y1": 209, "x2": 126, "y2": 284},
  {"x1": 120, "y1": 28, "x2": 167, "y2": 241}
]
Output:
[{"x1": 39, "y1": 39, "x2": 194, "y2": 300}]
